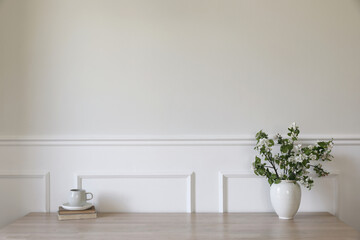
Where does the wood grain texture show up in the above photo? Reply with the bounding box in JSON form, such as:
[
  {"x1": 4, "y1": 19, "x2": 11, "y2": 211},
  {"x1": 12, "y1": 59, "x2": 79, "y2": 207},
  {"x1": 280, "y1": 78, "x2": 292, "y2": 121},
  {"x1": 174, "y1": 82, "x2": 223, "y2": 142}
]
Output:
[{"x1": 0, "y1": 212, "x2": 359, "y2": 240}]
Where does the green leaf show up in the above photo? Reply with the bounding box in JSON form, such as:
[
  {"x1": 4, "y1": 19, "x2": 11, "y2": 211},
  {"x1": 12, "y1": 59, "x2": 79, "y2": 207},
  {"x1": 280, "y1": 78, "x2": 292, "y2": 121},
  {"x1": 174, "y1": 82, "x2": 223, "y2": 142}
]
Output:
[
  {"x1": 280, "y1": 145, "x2": 287, "y2": 153},
  {"x1": 256, "y1": 130, "x2": 268, "y2": 141},
  {"x1": 255, "y1": 156, "x2": 261, "y2": 165},
  {"x1": 289, "y1": 173, "x2": 296, "y2": 180},
  {"x1": 318, "y1": 142, "x2": 327, "y2": 148}
]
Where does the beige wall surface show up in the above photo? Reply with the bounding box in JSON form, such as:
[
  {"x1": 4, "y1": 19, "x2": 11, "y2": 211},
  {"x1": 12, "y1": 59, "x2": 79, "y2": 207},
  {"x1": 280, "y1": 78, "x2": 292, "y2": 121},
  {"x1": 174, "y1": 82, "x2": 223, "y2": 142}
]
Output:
[
  {"x1": 1, "y1": 0, "x2": 360, "y2": 136},
  {"x1": 1, "y1": 0, "x2": 360, "y2": 233}
]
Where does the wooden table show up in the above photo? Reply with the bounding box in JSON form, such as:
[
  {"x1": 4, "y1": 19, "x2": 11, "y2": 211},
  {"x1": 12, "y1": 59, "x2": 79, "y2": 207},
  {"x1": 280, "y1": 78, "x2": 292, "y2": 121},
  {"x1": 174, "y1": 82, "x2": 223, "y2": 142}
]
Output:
[{"x1": 0, "y1": 212, "x2": 358, "y2": 240}]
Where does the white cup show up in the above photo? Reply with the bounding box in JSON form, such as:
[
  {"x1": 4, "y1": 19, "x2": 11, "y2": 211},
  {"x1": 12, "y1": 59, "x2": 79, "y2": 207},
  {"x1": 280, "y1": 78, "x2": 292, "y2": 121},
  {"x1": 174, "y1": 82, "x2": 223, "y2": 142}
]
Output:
[{"x1": 68, "y1": 189, "x2": 93, "y2": 206}]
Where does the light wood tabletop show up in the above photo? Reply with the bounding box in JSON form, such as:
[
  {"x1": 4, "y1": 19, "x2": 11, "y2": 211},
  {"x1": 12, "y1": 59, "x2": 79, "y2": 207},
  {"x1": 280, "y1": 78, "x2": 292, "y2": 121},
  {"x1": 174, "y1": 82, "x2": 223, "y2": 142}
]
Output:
[{"x1": 0, "y1": 212, "x2": 359, "y2": 240}]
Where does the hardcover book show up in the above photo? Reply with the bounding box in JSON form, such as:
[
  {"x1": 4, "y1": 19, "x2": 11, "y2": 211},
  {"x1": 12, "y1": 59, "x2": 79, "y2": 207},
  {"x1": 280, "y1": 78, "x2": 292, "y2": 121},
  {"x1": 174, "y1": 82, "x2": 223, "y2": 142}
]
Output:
[
  {"x1": 57, "y1": 212, "x2": 97, "y2": 221},
  {"x1": 57, "y1": 206, "x2": 97, "y2": 221},
  {"x1": 58, "y1": 206, "x2": 96, "y2": 215}
]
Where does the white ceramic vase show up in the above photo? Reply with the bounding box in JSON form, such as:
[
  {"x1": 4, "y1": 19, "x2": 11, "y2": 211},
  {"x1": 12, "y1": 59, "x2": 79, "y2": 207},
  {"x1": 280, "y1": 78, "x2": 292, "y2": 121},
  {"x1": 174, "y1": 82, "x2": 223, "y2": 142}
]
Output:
[{"x1": 270, "y1": 180, "x2": 301, "y2": 219}]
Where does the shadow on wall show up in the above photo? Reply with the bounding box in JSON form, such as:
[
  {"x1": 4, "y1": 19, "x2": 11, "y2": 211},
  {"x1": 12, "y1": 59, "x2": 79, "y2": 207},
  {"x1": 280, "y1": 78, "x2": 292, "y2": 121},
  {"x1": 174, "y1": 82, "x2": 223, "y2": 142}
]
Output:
[
  {"x1": 355, "y1": 0, "x2": 360, "y2": 14},
  {"x1": 0, "y1": 0, "x2": 31, "y2": 137},
  {"x1": 335, "y1": 153, "x2": 360, "y2": 230}
]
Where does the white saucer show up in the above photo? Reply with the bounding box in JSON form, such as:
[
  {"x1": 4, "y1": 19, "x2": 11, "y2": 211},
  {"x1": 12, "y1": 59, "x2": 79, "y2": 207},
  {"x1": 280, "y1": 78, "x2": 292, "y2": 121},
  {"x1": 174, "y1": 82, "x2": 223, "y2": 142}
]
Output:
[{"x1": 62, "y1": 202, "x2": 93, "y2": 211}]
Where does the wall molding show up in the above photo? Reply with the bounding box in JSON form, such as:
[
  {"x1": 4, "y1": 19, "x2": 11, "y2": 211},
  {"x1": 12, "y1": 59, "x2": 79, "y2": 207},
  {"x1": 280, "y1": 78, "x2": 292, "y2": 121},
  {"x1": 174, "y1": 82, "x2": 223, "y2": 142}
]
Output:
[
  {"x1": 75, "y1": 172, "x2": 195, "y2": 213},
  {"x1": 0, "y1": 135, "x2": 359, "y2": 146},
  {"x1": 218, "y1": 171, "x2": 340, "y2": 216},
  {"x1": 0, "y1": 171, "x2": 50, "y2": 212}
]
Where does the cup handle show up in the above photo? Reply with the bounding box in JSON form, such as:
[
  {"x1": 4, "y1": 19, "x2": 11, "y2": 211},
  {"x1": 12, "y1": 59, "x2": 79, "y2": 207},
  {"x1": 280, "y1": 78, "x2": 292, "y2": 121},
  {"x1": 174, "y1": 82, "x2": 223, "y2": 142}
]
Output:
[{"x1": 86, "y1": 192, "x2": 93, "y2": 201}]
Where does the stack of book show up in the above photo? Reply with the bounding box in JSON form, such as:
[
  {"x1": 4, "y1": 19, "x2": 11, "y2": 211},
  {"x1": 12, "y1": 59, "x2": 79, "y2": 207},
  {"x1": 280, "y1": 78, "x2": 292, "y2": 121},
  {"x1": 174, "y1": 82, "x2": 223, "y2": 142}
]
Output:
[{"x1": 57, "y1": 206, "x2": 97, "y2": 221}]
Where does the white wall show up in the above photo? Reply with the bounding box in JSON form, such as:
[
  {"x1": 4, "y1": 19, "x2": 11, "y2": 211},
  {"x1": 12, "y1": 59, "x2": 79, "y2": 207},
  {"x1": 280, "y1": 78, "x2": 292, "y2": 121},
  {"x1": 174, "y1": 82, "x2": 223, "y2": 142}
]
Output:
[
  {"x1": 1, "y1": 0, "x2": 360, "y2": 231},
  {"x1": 1, "y1": 0, "x2": 360, "y2": 136}
]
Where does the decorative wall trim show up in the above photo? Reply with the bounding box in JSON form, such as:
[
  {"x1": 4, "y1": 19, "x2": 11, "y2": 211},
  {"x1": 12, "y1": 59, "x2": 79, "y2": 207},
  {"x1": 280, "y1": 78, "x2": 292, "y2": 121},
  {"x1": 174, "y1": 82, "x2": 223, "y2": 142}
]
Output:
[
  {"x1": 76, "y1": 172, "x2": 195, "y2": 213},
  {"x1": 218, "y1": 171, "x2": 340, "y2": 216},
  {"x1": 0, "y1": 171, "x2": 50, "y2": 212},
  {"x1": 0, "y1": 135, "x2": 359, "y2": 146}
]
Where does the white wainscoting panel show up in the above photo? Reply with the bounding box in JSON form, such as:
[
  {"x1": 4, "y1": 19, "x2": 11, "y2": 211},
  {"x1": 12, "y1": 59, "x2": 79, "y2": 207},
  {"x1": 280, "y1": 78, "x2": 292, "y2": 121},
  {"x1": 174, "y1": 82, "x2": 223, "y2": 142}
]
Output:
[
  {"x1": 76, "y1": 172, "x2": 195, "y2": 213},
  {"x1": 0, "y1": 137, "x2": 358, "y2": 231},
  {"x1": 0, "y1": 172, "x2": 50, "y2": 228},
  {"x1": 219, "y1": 171, "x2": 339, "y2": 215}
]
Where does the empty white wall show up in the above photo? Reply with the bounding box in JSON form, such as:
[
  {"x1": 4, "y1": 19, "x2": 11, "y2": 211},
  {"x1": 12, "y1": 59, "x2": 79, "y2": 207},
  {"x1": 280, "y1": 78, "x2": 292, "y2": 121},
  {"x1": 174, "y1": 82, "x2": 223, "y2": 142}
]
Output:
[
  {"x1": 1, "y1": 0, "x2": 360, "y2": 136},
  {"x1": 1, "y1": 0, "x2": 360, "y2": 231}
]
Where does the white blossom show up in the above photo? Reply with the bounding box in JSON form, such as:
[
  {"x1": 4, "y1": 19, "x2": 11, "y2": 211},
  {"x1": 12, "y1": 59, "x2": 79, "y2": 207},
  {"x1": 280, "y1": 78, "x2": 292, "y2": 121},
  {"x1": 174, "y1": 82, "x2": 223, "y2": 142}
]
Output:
[
  {"x1": 295, "y1": 156, "x2": 302, "y2": 162},
  {"x1": 257, "y1": 138, "x2": 272, "y2": 152},
  {"x1": 309, "y1": 154, "x2": 317, "y2": 161},
  {"x1": 294, "y1": 144, "x2": 302, "y2": 152},
  {"x1": 288, "y1": 156, "x2": 296, "y2": 163},
  {"x1": 289, "y1": 122, "x2": 298, "y2": 129}
]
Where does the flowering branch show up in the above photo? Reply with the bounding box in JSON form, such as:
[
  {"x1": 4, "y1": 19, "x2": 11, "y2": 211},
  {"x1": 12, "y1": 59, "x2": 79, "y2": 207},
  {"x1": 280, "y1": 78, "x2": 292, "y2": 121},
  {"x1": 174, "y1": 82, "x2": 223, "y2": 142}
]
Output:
[{"x1": 252, "y1": 123, "x2": 334, "y2": 190}]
